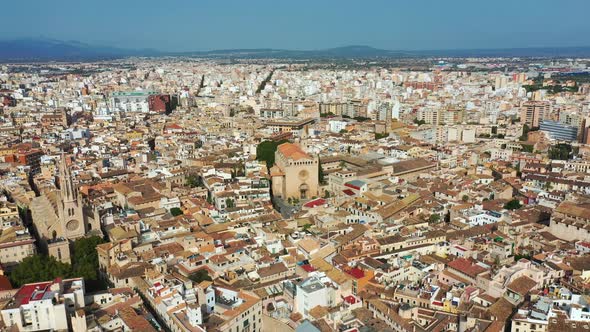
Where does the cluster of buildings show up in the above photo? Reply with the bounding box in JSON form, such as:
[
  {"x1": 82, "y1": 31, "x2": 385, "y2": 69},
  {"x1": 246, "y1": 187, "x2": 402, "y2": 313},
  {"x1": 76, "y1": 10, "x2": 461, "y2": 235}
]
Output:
[{"x1": 0, "y1": 57, "x2": 589, "y2": 331}]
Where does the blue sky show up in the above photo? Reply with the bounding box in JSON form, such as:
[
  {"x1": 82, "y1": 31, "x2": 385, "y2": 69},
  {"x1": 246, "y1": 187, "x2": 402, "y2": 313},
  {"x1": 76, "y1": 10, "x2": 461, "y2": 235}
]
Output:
[{"x1": 3, "y1": 0, "x2": 589, "y2": 51}]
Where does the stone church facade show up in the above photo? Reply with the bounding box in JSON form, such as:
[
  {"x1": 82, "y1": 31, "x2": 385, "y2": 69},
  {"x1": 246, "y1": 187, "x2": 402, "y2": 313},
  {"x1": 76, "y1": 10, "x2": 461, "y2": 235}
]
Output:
[
  {"x1": 271, "y1": 143, "x2": 319, "y2": 200},
  {"x1": 30, "y1": 154, "x2": 101, "y2": 263}
]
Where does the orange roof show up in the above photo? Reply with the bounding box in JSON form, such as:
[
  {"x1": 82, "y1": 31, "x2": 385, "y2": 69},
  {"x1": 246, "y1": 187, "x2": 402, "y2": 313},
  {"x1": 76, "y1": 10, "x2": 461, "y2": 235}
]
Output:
[{"x1": 277, "y1": 143, "x2": 311, "y2": 161}]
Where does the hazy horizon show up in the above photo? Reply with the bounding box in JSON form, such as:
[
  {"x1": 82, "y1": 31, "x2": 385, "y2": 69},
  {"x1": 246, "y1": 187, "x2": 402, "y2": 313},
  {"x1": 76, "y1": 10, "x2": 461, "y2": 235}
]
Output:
[
  {"x1": 2, "y1": 0, "x2": 590, "y2": 52},
  {"x1": 5, "y1": 37, "x2": 590, "y2": 54}
]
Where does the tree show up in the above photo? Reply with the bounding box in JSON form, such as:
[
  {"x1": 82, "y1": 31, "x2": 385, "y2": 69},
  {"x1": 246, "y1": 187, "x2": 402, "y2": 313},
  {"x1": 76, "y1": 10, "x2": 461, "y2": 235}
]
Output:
[
  {"x1": 521, "y1": 144, "x2": 534, "y2": 153},
  {"x1": 429, "y1": 214, "x2": 440, "y2": 223},
  {"x1": 226, "y1": 198, "x2": 235, "y2": 209},
  {"x1": 339, "y1": 129, "x2": 348, "y2": 134},
  {"x1": 413, "y1": 119, "x2": 426, "y2": 126},
  {"x1": 318, "y1": 160, "x2": 325, "y2": 184},
  {"x1": 10, "y1": 236, "x2": 105, "y2": 291},
  {"x1": 256, "y1": 70, "x2": 274, "y2": 94},
  {"x1": 548, "y1": 143, "x2": 573, "y2": 160},
  {"x1": 170, "y1": 207, "x2": 183, "y2": 216},
  {"x1": 462, "y1": 195, "x2": 469, "y2": 202},
  {"x1": 353, "y1": 116, "x2": 371, "y2": 122},
  {"x1": 256, "y1": 140, "x2": 288, "y2": 169},
  {"x1": 519, "y1": 124, "x2": 531, "y2": 141},
  {"x1": 189, "y1": 269, "x2": 212, "y2": 284},
  {"x1": 71, "y1": 236, "x2": 106, "y2": 291},
  {"x1": 375, "y1": 133, "x2": 388, "y2": 140},
  {"x1": 504, "y1": 199, "x2": 522, "y2": 210},
  {"x1": 543, "y1": 181, "x2": 553, "y2": 191},
  {"x1": 9, "y1": 255, "x2": 72, "y2": 287},
  {"x1": 186, "y1": 174, "x2": 202, "y2": 188}
]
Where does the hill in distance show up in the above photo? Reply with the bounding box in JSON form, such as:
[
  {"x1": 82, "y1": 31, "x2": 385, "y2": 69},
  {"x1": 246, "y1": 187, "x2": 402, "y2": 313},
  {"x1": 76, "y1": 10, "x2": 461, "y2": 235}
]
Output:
[{"x1": 1, "y1": 38, "x2": 590, "y2": 61}]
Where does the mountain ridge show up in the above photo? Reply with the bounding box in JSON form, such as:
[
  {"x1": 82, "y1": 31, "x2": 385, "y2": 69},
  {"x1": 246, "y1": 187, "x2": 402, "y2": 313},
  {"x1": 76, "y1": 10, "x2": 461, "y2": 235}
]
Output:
[{"x1": 1, "y1": 38, "x2": 590, "y2": 61}]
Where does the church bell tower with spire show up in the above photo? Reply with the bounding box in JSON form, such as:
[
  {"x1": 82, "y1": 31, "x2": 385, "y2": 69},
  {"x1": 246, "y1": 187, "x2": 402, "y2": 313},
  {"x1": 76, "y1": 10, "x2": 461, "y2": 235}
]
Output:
[{"x1": 58, "y1": 153, "x2": 85, "y2": 239}]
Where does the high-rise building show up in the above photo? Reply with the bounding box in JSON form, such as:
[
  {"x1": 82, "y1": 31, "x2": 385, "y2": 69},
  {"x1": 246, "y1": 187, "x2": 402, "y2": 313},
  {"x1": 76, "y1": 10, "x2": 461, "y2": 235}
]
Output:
[
  {"x1": 512, "y1": 73, "x2": 527, "y2": 84},
  {"x1": 520, "y1": 101, "x2": 551, "y2": 128},
  {"x1": 391, "y1": 100, "x2": 401, "y2": 120},
  {"x1": 417, "y1": 108, "x2": 441, "y2": 125},
  {"x1": 495, "y1": 75, "x2": 508, "y2": 90},
  {"x1": 579, "y1": 117, "x2": 590, "y2": 144}
]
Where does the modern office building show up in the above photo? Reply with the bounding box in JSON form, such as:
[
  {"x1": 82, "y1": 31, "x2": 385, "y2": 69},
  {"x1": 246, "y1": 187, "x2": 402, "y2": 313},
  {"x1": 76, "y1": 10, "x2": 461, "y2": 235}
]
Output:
[
  {"x1": 540, "y1": 120, "x2": 578, "y2": 141},
  {"x1": 110, "y1": 90, "x2": 158, "y2": 112}
]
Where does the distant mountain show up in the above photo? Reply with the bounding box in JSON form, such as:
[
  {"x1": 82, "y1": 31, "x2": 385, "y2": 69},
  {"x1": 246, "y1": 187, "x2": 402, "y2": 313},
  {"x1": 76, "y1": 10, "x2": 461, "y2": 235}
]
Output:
[
  {"x1": 308, "y1": 45, "x2": 410, "y2": 57},
  {"x1": 175, "y1": 45, "x2": 413, "y2": 58},
  {"x1": 1, "y1": 38, "x2": 590, "y2": 61},
  {"x1": 0, "y1": 38, "x2": 160, "y2": 61}
]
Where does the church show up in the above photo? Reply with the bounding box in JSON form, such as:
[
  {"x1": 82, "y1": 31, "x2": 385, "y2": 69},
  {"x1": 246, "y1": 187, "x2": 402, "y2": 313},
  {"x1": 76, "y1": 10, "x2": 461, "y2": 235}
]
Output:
[
  {"x1": 30, "y1": 154, "x2": 101, "y2": 263},
  {"x1": 270, "y1": 143, "x2": 319, "y2": 201}
]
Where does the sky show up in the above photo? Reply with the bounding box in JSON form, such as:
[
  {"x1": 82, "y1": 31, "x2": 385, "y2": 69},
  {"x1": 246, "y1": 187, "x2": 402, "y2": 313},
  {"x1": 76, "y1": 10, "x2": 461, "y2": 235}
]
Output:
[{"x1": 3, "y1": 0, "x2": 590, "y2": 52}]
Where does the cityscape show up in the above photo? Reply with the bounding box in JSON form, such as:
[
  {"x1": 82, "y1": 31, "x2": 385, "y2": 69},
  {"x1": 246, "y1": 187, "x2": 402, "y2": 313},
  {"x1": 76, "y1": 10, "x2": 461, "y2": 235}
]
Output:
[{"x1": 2, "y1": 1, "x2": 590, "y2": 332}]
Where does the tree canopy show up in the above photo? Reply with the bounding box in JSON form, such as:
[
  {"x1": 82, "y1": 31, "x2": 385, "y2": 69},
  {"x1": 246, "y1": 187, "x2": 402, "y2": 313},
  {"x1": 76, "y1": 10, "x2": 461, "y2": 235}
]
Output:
[
  {"x1": 225, "y1": 198, "x2": 235, "y2": 209},
  {"x1": 71, "y1": 236, "x2": 105, "y2": 286},
  {"x1": 375, "y1": 132, "x2": 388, "y2": 140},
  {"x1": 353, "y1": 116, "x2": 371, "y2": 122},
  {"x1": 504, "y1": 199, "x2": 522, "y2": 210},
  {"x1": 170, "y1": 207, "x2": 183, "y2": 216},
  {"x1": 548, "y1": 143, "x2": 575, "y2": 160},
  {"x1": 256, "y1": 140, "x2": 288, "y2": 169},
  {"x1": 9, "y1": 255, "x2": 71, "y2": 287},
  {"x1": 9, "y1": 236, "x2": 106, "y2": 291},
  {"x1": 521, "y1": 144, "x2": 534, "y2": 153},
  {"x1": 186, "y1": 174, "x2": 202, "y2": 188},
  {"x1": 189, "y1": 269, "x2": 212, "y2": 284},
  {"x1": 519, "y1": 124, "x2": 532, "y2": 141},
  {"x1": 429, "y1": 214, "x2": 440, "y2": 223}
]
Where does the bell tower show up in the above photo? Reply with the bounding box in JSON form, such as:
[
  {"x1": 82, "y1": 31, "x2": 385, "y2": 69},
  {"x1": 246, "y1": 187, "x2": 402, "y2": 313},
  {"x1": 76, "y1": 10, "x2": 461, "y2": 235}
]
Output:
[{"x1": 58, "y1": 153, "x2": 85, "y2": 239}]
